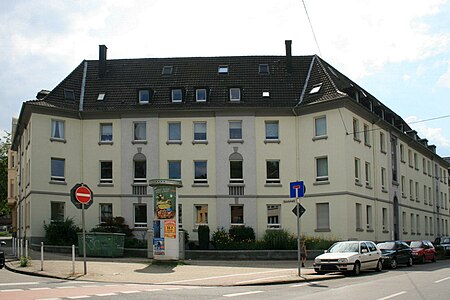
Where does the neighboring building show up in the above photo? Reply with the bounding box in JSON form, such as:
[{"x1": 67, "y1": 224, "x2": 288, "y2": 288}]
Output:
[
  {"x1": 7, "y1": 118, "x2": 18, "y2": 235},
  {"x1": 11, "y1": 42, "x2": 450, "y2": 244}
]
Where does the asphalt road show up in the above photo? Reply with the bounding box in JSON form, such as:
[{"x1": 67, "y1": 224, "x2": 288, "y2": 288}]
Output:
[{"x1": 0, "y1": 259, "x2": 449, "y2": 299}]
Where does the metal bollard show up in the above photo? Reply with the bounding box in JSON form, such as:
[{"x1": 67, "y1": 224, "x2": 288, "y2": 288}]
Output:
[
  {"x1": 72, "y1": 244, "x2": 75, "y2": 275},
  {"x1": 25, "y1": 240, "x2": 28, "y2": 258},
  {"x1": 20, "y1": 239, "x2": 23, "y2": 258},
  {"x1": 12, "y1": 237, "x2": 15, "y2": 256},
  {"x1": 40, "y1": 242, "x2": 44, "y2": 271}
]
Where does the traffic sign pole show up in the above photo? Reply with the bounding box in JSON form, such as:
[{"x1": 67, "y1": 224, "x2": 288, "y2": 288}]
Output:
[
  {"x1": 297, "y1": 199, "x2": 302, "y2": 277},
  {"x1": 82, "y1": 203, "x2": 87, "y2": 275}
]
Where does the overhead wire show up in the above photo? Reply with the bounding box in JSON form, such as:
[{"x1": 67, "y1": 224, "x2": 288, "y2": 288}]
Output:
[{"x1": 302, "y1": 0, "x2": 322, "y2": 57}]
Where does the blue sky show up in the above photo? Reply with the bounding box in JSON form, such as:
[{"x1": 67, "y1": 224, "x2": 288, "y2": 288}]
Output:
[{"x1": 1, "y1": 0, "x2": 449, "y2": 157}]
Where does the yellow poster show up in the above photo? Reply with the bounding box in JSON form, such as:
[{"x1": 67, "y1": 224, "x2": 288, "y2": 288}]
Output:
[{"x1": 164, "y1": 220, "x2": 176, "y2": 239}]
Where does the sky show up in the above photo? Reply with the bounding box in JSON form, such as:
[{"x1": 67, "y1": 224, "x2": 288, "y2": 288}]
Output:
[{"x1": 1, "y1": 0, "x2": 449, "y2": 157}]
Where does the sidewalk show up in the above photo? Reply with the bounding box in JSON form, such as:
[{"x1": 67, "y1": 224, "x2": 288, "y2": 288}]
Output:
[{"x1": 4, "y1": 245, "x2": 344, "y2": 286}]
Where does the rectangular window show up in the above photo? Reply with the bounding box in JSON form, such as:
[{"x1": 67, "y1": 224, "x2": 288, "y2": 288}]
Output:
[
  {"x1": 162, "y1": 66, "x2": 173, "y2": 75},
  {"x1": 259, "y1": 64, "x2": 269, "y2": 74},
  {"x1": 229, "y1": 160, "x2": 244, "y2": 184},
  {"x1": 266, "y1": 160, "x2": 280, "y2": 184},
  {"x1": 382, "y1": 208, "x2": 388, "y2": 230},
  {"x1": 100, "y1": 123, "x2": 113, "y2": 142},
  {"x1": 401, "y1": 176, "x2": 405, "y2": 196},
  {"x1": 411, "y1": 213, "x2": 415, "y2": 234},
  {"x1": 267, "y1": 205, "x2": 281, "y2": 229},
  {"x1": 364, "y1": 124, "x2": 370, "y2": 145},
  {"x1": 381, "y1": 167, "x2": 386, "y2": 189},
  {"x1": 316, "y1": 157, "x2": 328, "y2": 182},
  {"x1": 424, "y1": 185, "x2": 428, "y2": 204},
  {"x1": 134, "y1": 160, "x2": 146, "y2": 183},
  {"x1": 100, "y1": 203, "x2": 112, "y2": 223},
  {"x1": 402, "y1": 212, "x2": 407, "y2": 233},
  {"x1": 408, "y1": 149, "x2": 413, "y2": 167},
  {"x1": 429, "y1": 187, "x2": 432, "y2": 206},
  {"x1": 380, "y1": 132, "x2": 386, "y2": 152},
  {"x1": 51, "y1": 158, "x2": 65, "y2": 182},
  {"x1": 400, "y1": 144, "x2": 405, "y2": 162},
  {"x1": 168, "y1": 122, "x2": 181, "y2": 141},
  {"x1": 100, "y1": 161, "x2": 113, "y2": 184},
  {"x1": 195, "y1": 204, "x2": 208, "y2": 226},
  {"x1": 134, "y1": 204, "x2": 147, "y2": 227},
  {"x1": 416, "y1": 214, "x2": 420, "y2": 234},
  {"x1": 218, "y1": 65, "x2": 228, "y2": 74},
  {"x1": 168, "y1": 161, "x2": 181, "y2": 180},
  {"x1": 356, "y1": 203, "x2": 362, "y2": 230},
  {"x1": 423, "y1": 158, "x2": 427, "y2": 174},
  {"x1": 265, "y1": 121, "x2": 279, "y2": 140},
  {"x1": 171, "y1": 89, "x2": 183, "y2": 103},
  {"x1": 51, "y1": 120, "x2": 65, "y2": 140},
  {"x1": 316, "y1": 203, "x2": 330, "y2": 230},
  {"x1": 314, "y1": 116, "x2": 327, "y2": 137},
  {"x1": 425, "y1": 216, "x2": 429, "y2": 235},
  {"x1": 194, "y1": 161, "x2": 207, "y2": 183},
  {"x1": 229, "y1": 88, "x2": 241, "y2": 101},
  {"x1": 409, "y1": 180, "x2": 414, "y2": 200},
  {"x1": 415, "y1": 182, "x2": 419, "y2": 202},
  {"x1": 139, "y1": 89, "x2": 150, "y2": 104},
  {"x1": 231, "y1": 205, "x2": 244, "y2": 224},
  {"x1": 194, "y1": 122, "x2": 207, "y2": 141},
  {"x1": 366, "y1": 205, "x2": 373, "y2": 229},
  {"x1": 133, "y1": 122, "x2": 146, "y2": 141},
  {"x1": 178, "y1": 204, "x2": 183, "y2": 227},
  {"x1": 427, "y1": 160, "x2": 431, "y2": 175},
  {"x1": 229, "y1": 121, "x2": 242, "y2": 140},
  {"x1": 353, "y1": 118, "x2": 360, "y2": 141},
  {"x1": 414, "y1": 153, "x2": 418, "y2": 169},
  {"x1": 196, "y1": 89, "x2": 207, "y2": 102},
  {"x1": 365, "y1": 162, "x2": 371, "y2": 187},
  {"x1": 64, "y1": 89, "x2": 75, "y2": 101},
  {"x1": 51, "y1": 202, "x2": 65, "y2": 222},
  {"x1": 354, "y1": 158, "x2": 361, "y2": 183}
]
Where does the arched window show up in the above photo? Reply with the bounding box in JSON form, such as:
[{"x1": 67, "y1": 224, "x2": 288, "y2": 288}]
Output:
[{"x1": 133, "y1": 153, "x2": 147, "y2": 183}]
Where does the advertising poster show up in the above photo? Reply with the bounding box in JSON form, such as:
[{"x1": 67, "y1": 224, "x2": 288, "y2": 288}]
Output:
[
  {"x1": 153, "y1": 238, "x2": 165, "y2": 255},
  {"x1": 153, "y1": 185, "x2": 177, "y2": 220},
  {"x1": 164, "y1": 220, "x2": 177, "y2": 239},
  {"x1": 153, "y1": 220, "x2": 164, "y2": 238}
]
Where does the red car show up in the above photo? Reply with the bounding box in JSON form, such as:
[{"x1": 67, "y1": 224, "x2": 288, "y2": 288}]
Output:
[{"x1": 409, "y1": 240, "x2": 436, "y2": 263}]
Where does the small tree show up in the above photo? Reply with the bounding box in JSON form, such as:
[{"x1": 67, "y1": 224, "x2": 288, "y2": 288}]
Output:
[{"x1": 44, "y1": 218, "x2": 80, "y2": 246}]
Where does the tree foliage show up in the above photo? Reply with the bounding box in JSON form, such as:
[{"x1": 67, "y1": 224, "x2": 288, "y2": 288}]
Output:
[{"x1": 0, "y1": 131, "x2": 11, "y2": 216}]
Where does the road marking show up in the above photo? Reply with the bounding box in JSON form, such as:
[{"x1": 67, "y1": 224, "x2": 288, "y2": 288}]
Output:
[
  {"x1": 376, "y1": 291, "x2": 407, "y2": 300},
  {"x1": 143, "y1": 288, "x2": 162, "y2": 292},
  {"x1": 290, "y1": 282, "x2": 317, "y2": 288},
  {"x1": 68, "y1": 296, "x2": 90, "y2": 299},
  {"x1": 30, "y1": 287, "x2": 52, "y2": 291},
  {"x1": 236, "y1": 275, "x2": 292, "y2": 284},
  {"x1": 96, "y1": 293, "x2": 117, "y2": 296},
  {"x1": 164, "y1": 269, "x2": 293, "y2": 284},
  {"x1": 56, "y1": 286, "x2": 77, "y2": 289},
  {"x1": 82, "y1": 285, "x2": 100, "y2": 288},
  {"x1": 224, "y1": 291, "x2": 264, "y2": 297},
  {"x1": 36, "y1": 298, "x2": 62, "y2": 300},
  {"x1": 0, "y1": 281, "x2": 39, "y2": 286},
  {"x1": 121, "y1": 290, "x2": 141, "y2": 294},
  {"x1": 165, "y1": 287, "x2": 182, "y2": 290},
  {"x1": 1, "y1": 288, "x2": 23, "y2": 292},
  {"x1": 434, "y1": 276, "x2": 450, "y2": 283}
]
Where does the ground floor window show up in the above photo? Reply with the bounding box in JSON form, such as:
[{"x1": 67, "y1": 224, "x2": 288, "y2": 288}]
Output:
[
  {"x1": 316, "y1": 203, "x2": 330, "y2": 231},
  {"x1": 195, "y1": 204, "x2": 208, "y2": 228},
  {"x1": 100, "y1": 203, "x2": 112, "y2": 223},
  {"x1": 267, "y1": 205, "x2": 281, "y2": 229},
  {"x1": 134, "y1": 204, "x2": 147, "y2": 227},
  {"x1": 51, "y1": 202, "x2": 65, "y2": 222},
  {"x1": 231, "y1": 205, "x2": 244, "y2": 225}
]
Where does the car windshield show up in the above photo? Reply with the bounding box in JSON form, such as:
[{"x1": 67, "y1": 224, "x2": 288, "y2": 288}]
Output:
[
  {"x1": 410, "y1": 241, "x2": 422, "y2": 248},
  {"x1": 442, "y1": 238, "x2": 450, "y2": 244},
  {"x1": 328, "y1": 242, "x2": 359, "y2": 253},
  {"x1": 377, "y1": 242, "x2": 395, "y2": 250}
]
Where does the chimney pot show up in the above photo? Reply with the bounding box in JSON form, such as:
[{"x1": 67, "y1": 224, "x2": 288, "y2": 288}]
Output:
[
  {"x1": 99, "y1": 45, "x2": 107, "y2": 78},
  {"x1": 285, "y1": 40, "x2": 292, "y2": 73}
]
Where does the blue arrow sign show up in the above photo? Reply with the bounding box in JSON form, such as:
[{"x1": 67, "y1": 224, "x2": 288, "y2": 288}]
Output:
[{"x1": 290, "y1": 181, "x2": 305, "y2": 198}]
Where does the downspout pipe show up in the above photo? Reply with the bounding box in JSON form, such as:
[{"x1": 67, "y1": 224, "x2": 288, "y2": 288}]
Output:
[{"x1": 79, "y1": 61, "x2": 88, "y2": 184}]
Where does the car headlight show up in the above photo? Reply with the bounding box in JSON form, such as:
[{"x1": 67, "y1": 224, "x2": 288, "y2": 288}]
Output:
[
  {"x1": 338, "y1": 258, "x2": 348, "y2": 263},
  {"x1": 314, "y1": 258, "x2": 321, "y2": 264}
]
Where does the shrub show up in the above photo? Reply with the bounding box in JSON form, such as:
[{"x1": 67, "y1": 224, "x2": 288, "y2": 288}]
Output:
[
  {"x1": 302, "y1": 235, "x2": 338, "y2": 250},
  {"x1": 124, "y1": 238, "x2": 147, "y2": 249},
  {"x1": 211, "y1": 227, "x2": 232, "y2": 250},
  {"x1": 20, "y1": 256, "x2": 31, "y2": 267},
  {"x1": 263, "y1": 229, "x2": 297, "y2": 250},
  {"x1": 198, "y1": 225, "x2": 210, "y2": 250},
  {"x1": 90, "y1": 217, "x2": 133, "y2": 237},
  {"x1": 44, "y1": 218, "x2": 80, "y2": 246},
  {"x1": 229, "y1": 226, "x2": 255, "y2": 242}
]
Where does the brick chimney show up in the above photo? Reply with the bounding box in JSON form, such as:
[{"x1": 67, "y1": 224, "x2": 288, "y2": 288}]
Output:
[
  {"x1": 285, "y1": 40, "x2": 292, "y2": 73},
  {"x1": 99, "y1": 45, "x2": 107, "y2": 78}
]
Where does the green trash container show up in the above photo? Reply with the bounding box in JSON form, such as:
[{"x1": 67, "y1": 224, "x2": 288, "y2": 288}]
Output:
[{"x1": 77, "y1": 232, "x2": 125, "y2": 257}]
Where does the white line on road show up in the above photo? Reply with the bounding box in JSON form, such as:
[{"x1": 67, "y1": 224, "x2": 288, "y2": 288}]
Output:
[
  {"x1": 56, "y1": 286, "x2": 77, "y2": 289},
  {"x1": 0, "y1": 281, "x2": 39, "y2": 286},
  {"x1": 235, "y1": 275, "x2": 292, "y2": 284},
  {"x1": 96, "y1": 293, "x2": 117, "y2": 297},
  {"x1": 0, "y1": 289, "x2": 24, "y2": 292},
  {"x1": 223, "y1": 291, "x2": 264, "y2": 298},
  {"x1": 30, "y1": 287, "x2": 52, "y2": 291},
  {"x1": 290, "y1": 282, "x2": 318, "y2": 288},
  {"x1": 68, "y1": 296, "x2": 91, "y2": 299},
  {"x1": 376, "y1": 291, "x2": 407, "y2": 300},
  {"x1": 434, "y1": 276, "x2": 450, "y2": 283},
  {"x1": 121, "y1": 290, "x2": 141, "y2": 294}
]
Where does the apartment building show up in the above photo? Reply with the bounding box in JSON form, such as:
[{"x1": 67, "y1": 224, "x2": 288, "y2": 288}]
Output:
[{"x1": 10, "y1": 42, "x2": 449, "y2": 244}]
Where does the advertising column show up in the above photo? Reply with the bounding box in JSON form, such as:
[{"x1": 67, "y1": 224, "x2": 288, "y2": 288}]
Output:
[{"x1": 149, "y1": 179, "x2": 182, "y2": 260}]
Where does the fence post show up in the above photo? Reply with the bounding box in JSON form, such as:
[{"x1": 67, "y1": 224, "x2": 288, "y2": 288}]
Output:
[
  {"x1": 72, "y1": 244, "x2": 75, "y2": 275},
  {"x1": 40, "y1": 242, "x2": 44, "y2": 271},
  {"x1": 25, "y1": 240, "x2": 28, "y2": 258}
]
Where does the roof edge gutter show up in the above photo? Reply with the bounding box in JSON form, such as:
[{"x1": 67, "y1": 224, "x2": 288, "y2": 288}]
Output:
[
  {"x1": 79, "y1": 60, "x2": 88, "y2": 112},
  {"x1": 292, "y1": 55, "x2": 316, "y2": 116}
]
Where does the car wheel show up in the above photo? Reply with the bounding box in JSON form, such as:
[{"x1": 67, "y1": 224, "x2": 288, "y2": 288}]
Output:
[
  {"x1": 353, "y1": 261, "x2": 361, "y2": 276},
  {"x1": 406, "y1": 256, "x2": 413, "y2": 267},
  {"x1": 390, "y1": 258, "x2": 397, "y2": 269},
  {"x1": 375, "y1": 259, "x2": 383, "y2": 272}
]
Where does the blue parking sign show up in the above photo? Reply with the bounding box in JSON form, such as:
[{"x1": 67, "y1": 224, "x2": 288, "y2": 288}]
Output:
[{"x1": 290, "y1": 181, "x2": 305, "y2": 198}]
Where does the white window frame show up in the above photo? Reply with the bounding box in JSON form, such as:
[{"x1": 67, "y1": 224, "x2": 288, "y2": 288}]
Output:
[
  {"x1": 100, "y1": 123, "x2": 113, "y2": 142},
  {"x1": 168, "y1": 122, "x2": 181, "y2": 142},
  {"x1": 194, "y1": 161, "x2": 208, "y2": 184},
  {"x1": 51, "y1": 119, "x2": 65, "y2": 140},
  {"x1": 229, "y1": 88, "x2": 241, "y2": 101},
  {"x1": 134, "y1": 203, "x2": 147, "y2": 228},
  {"x1": 100, "y1": 161, "x2": 113, "y2": 184},
  {"x1": 194, "y1": 204, "x2": 209, "y2": 228},
  {"x1": 99, "y1": 203, "x2": 113, "y2": 223},
  {"x1": 196, "y1": 89, "x2": 207, "y2": 102},
  {"x1": 50, "y1": 158, "x2": 65, "y2": 182},
  {"x1": 267, "y1": 204, "x2": 281, "y2": 229},
  {"x1": 193, "y1": 122, "x2": 207, "y2": 142},
  {"x1": 139, "y1": 89, "x2": 150, "y2": 104},
  {"x1": 314, "y1": 116, "x2": 327, "y2": 138},
  {"x1": 266, "y1": 160, "x2": 280, "y2": 184},
  {"x1": 171, "y1": 89, "x2": 183, "y2": 103},
  {"x1": 133, "y1": 121, "x2": 147, "y2": 142},
  {"x1": 316, "y1": 156, "x2": 329, "y2": 182},
  {"x1": 265, "y1": 121, "x2": 279, "y2": 141},
  {"x1": 316, "y1": 203, "x2": 330, "y2": 230}
]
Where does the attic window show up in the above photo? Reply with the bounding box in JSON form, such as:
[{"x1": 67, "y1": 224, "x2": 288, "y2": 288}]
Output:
[
  {"x1": 138, "y1": 89, "x2": 151, "y2": 104},
  {"x1": 218, "y1": 65, "x2": 228, "y2": 74},
  {"x1": 171, "y1": 89, "x2": 183, "y2": 103},
  {"x1": 309, "y1": 83, "x2": 323, "y2": 94},
  {"x1": 97, "y1": 93, "x2": 105, "y2": 101},
  {"x1": 229, "y1": 88, "x2": 241, "y2": 101},
  {"x1": 259, "y1": 64, "x2": 269, "y2": 74},
  {"x1": 64, "y1": 89, "x2": 75, "y2": 101},
  {"x1": 262, "y1": 91, "x2": 270, "y2": 98},
  {"x1": 162, "y1": 66, "x2": 173, "y2": 75}
]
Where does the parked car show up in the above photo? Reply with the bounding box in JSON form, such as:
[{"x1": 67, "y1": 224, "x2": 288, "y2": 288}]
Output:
[
  {"x1": 434, "y1": 236, "x2": 450, "y2": 256},
  {"x1": 408, "y1": 240, "x2": 436, "y2": 263},
  {"x1": 377, "y1": 241, "x2": 413, "y2": 269},
  {"x1": 313, "y1": 240, "x2": 383, "y2": 276}
]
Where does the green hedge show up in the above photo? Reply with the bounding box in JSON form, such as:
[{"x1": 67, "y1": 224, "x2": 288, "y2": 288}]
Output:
[{"x1": 44, "y1": 218, "x2": 80, "y2": 246}]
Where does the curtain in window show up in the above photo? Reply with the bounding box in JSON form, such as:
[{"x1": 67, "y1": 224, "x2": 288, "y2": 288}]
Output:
[
  {"x1": 134, "y1": 123, "x2": 146, "y2": 141},
  {"x1": 52, "y1": 120, "x2": 64, "y2": 139},
  {"x1": 316, "y1": 203, "x2": 329, "y2": 229}
]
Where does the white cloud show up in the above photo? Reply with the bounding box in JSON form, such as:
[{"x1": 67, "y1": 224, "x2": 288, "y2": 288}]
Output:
[
  {"x1": 437, "y1": 60, "x2": 450, "y2": 88},
  {"x1": 406, "y1": 116, "x2": 450, "y2": 150}
]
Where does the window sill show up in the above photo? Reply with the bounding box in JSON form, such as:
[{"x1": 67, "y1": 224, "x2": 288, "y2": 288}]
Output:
[
  {"x1": 367, "y1": 229, "x2": 374, "y2": 232},
  {"x1": 354, "y1": 138, "x2": 361, "y2": 143},
  {"x1": 365, "y1": 185, "x2": 373, "y2": 190},
  {"x1": 228, "y1": 182, "x2": 245, "y2": 187},
  {"x1": 392, "y1": 181, "x2": 399, "y2": 186},
  {"x1": 228, "y1": 139, "x2": 244, "y2": 144},
  {"x1": 314, "y1": 180, "x2": 330, "y2": 186},
  {"x1": 166, "y1": 140, "x2": 182, "y2": 145},
  {"x1": 98, "y1": 141, "x2": 113, "y2": 145},
  {"x1": 312, "y1": 135, "x2": 328, "y2": 141},
  {"x1": 364, "y1": 143, "x2": 371, "y2": 148},
  {"x1": 49, "y1": 180, "x2": 67, "y2": 185},
  {"x1": 383, "y1": 230, "x2": 389, "y2": 234},
  {"x1": 192, "y1": 183, "x2": 209, "y2": 187},
  {"x1": 265, "y1": 183, "x2": 282, "y2": 187},
  {"x1": 50, "y1": 138, "x2": 67, "y2": 143},
  {"x1": 411, "y1": 233, "x2": 416, "y2": 235},
  {"x1": 192, "y1": 140, "x2": 208, "y2": 145},
  {"x1": 355, "y1": 181, "x2": 363, "y2": 187},
  {"x1": 264, "y1": 139, "x2": 280, "y2": 144},
  {"x1": 402, "y1": 195, "x2": 407, "y2": 199},
  {"x1": 382, "y1": 188, "x2": 388, "y2": 193},
  {"x1": 416, "y1": 199, "x2": 420, "y2": 203},
  {"x1": 381, "y1": 150, "x2": 387, "y2": 155},
  {"x1": 98, "y1": 183, "x2": 114, "y2": 187},
  {"x1": 356, "y1": 228, "x2": 364, "y2": 232},
  {"x1": 132, "y1": 226, "x2": 148, "y2": 230},
  {"x1": 132, "y1": 140, "x2": 148, "y2": 145},
  {"x1": 315, "y1": 228, "x2": 331, "y2": 232},
  {"x1": 415, "y1": 168, "x2": 419, "y2": 171}
]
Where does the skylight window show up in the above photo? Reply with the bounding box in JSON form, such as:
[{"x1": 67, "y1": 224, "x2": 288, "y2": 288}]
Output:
[
  {"x1": 229, "y1": 88, "x2": 241, "y2": 101},
  {"x1": 309, "y1": 83, "x2": 323, "y2": 94},
  {"x1": 97, "y1": 93, "x2": 105, "y2": 101},
  {"x1": 171, "y1": 89, "x2": 183, "y2": 103},
  {"x1": 259, "y1": 64, "x2": 269, "y2": 74},
  {"x1": 218, "y1": 65, "x2": 229, "y2": 74},
  {"x1": 138, "y1": 89, "x2": 151, "y2": 104},
  {"x1": 262, "y1": 91, "x2": 270, "y2": 98},
  {"x1": 64, "y1": 89, "x2": 75, "y2": 101},
  {"x1": 196, "y1": 89, "x2": 207, "y2": 102},
  {"x1": 162, "y1": 66, "x2": 173, "y2": 75}
]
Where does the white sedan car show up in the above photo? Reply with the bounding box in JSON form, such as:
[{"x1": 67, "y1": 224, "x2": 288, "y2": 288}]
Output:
[{"x1": 313, "y1": 241, "x2": 383, "y2": 275}]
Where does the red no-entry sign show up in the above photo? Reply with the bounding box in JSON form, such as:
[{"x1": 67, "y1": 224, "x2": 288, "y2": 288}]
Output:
[{"x1": 75, "y1": 185, "x2": 92, "y2": 204}]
